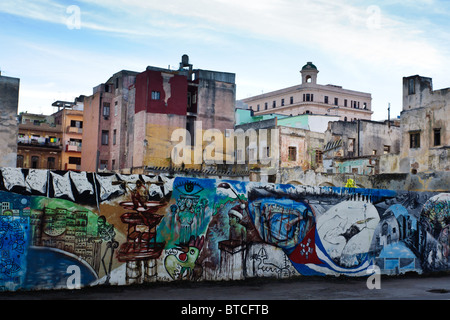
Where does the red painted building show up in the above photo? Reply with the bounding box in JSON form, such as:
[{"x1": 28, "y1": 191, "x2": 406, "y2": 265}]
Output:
[{"x1": 81, "y1": 55, "x2": 236, "y2": 172}]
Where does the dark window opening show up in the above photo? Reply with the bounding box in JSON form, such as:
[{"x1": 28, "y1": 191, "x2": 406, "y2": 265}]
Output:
[
  {"x1": 102, "y1": 130, "x2": 109, "y2": 145},
  {"x1": 69, "y1": 157, "x2": 81, "y2": 165},
  {"x1": 410, "y1": 132, "x2": 420, "y2": 149},
  {"x1": 151, "y1": 91, "x2": 161, "y2": 100},
  {"x1": 434, "y1": 128, "x2": 441, "y2": 146},
  {"x1": 288, "y1": 146, "x2": 297, "y2": 161}
]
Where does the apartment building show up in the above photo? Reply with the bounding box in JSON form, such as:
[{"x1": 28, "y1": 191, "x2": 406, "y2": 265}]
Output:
[
  {"x1": 241, "y1": 62, "x2": 373, "y2": 122},
  {"x1": 52, "y1": 98, "x2": 84, "y2": 171},
  {"x1": 17, "y1": 113, "x2": 63, "y2": 169},
  {"x1": 81, "y1": 55, "x2": 236, "y2": 173}
]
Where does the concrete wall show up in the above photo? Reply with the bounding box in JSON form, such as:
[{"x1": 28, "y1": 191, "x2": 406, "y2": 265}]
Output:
[
  {"x1": 0, "y1": 168, "x2": 448, "y2": 292},
  {"x1": 0, "y1": 75, "x2": 20, "y2": 167}
]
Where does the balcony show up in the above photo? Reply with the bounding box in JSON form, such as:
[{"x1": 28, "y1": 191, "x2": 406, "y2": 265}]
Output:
[
  {"x1": 67, "y1": 126, "x2": 83, "y2": 134},
  {"x1": 66, "y1": 142, "x2": 82, "y2": 152},
  {"x1": 65, "y1": 163, "x2": 81, "y2": 171},
  {"x1": 18, "y1": 137, "x2": 62, "y2": 150}
]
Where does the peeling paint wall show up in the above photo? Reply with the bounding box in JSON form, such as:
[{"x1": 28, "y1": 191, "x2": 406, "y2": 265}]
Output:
[
  {"x1": 400, "y1": 75, "x2": 450, "y2": 173},
  {"x1": 0, "y1": 168, "x2": 448, "y2": 292}
]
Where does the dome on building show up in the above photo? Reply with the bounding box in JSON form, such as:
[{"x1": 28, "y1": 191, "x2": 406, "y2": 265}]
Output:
[{"x1": 301, "y1": 62, "x2": 318, "y2": 71}]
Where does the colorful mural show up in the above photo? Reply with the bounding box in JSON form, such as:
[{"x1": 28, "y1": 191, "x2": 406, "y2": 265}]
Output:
[{"x1": 0, "y1": 167, "x2": 448, "y2": 291}]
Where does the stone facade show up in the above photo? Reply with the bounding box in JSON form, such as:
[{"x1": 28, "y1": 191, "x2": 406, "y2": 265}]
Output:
[
  {"x1": 323, "y1": 119, "x2": 401, "y2": 175},
  {"x1": 399, "y1": 75, "x2": 450, "y2": 173},
  {"x1": 240, "y1": 62, "x2": 372, "y2": 122}
]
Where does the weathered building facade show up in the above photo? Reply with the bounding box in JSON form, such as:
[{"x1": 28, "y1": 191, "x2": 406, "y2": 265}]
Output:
[
  {"x1": 234, "y1": 113, "x2": 327, "y2": 183},
  {"x1": 399, "y1": 75, "x2": 450, "y2": 173},
  {"x1": 323, "y1": 119, "x2": 401, "y2": 175},
  {"x1": 81, "y1": 70, "x2": 138, "y2": 172},
  {"x1": 81, "y1": 55, "x2": 236, "y2": 173},
  {"x1": 0, "y1": 73, "x2": 20, "y2": 167},
  {"x1": 17, "y1": 113, "x2": 63, "y2": 170},
  {"x1": 240, "y1": 62, "x2": 373, "y2": 122}
]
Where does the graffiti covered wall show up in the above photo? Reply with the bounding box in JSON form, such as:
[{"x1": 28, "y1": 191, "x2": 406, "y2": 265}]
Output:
[{"x1": 0, "y1": 167, "x2": 448, "y2": 291}]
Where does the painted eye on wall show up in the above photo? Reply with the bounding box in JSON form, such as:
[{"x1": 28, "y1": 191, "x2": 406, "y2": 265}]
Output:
[{"x1": 175, "y1": 181, "x2": 204, "y2": 195}]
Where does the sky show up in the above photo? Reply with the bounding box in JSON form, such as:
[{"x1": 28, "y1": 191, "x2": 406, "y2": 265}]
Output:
[{"x1": 0, "y1": 0, "x2": 449, "y2": 120}]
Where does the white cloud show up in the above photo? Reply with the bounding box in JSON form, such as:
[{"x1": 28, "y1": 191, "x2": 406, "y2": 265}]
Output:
[{"x1": 1, "y1": 0, "x2": 449, "y2": 121}]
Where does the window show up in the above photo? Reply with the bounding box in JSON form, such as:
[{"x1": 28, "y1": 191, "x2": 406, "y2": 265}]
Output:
[
  {"x1": 272, "y1": 101, "x2": 276, "y2": 108},
  {"x1": 288, "y1": 146, "x2": 297, "y2": 161},
  {"x1": 112, "y1": 159, "x2": 116, "y2": 170},
  {"x1": 115, "y1": 77, "x2": 119, "y2": 89},
  {"x1": 151, "y1": 91, "x2": 160, "y2": 100},
  {"x1": 315, "y1": 150, "x2": 323, "y2": 165},
  {"x1": 344, "y1": 99, "x2": 348, "y2": 107},
  {"x1": 31, "y1": 156, "x2": 39, "y2": 169},
  {"x1": 434, "y1": 128, "x2": 441, "y2": 146},
  {"x1": 410, "y1": 131, "x2": 420, "y2": 148},
  {"x1": 303, "y1": 94, "x2": 313, "y2": 102},
  {"x1": 334, "y1": 98, "x2": 338, "y2": 106},
  {"x1": 265, "y1": 102, "x2": 268, "y2": 110},
  {"x1": 257, "y1": 104, "x2": 260, "y2": 111},
  {"x1": 363, "y1": 102, "x2": 367, "y2": 109},
  {"x1": 17, "y1": 155, "x2": 24, "y2": 168},
  {"x1": 281, "y1": 98, "x2": 285, "y2": 106},
  {"x1": 348, "y1": 138, "x2": 355, "y2": 153},
  {"x1": 114, "y1": 101, "x2": 118, "y2": 116},
  {"x1": 383, "y1": 145, "x2": 391, "y2": 154},
  {"x1": 113, "y1": 129, "x2": 117, "y2": 145},
  {"x1": 236, "y1": 149, "x2": 243, "y2": 162},
  {"x1": 70, "y1": 120, "x2": 83, "y2": 128},
  {"x1": 103, "y1": 103, "x2": 110, "y2": 119},
  {"x1": 408, "y1": 78, "x2": 415, "y2": 95},
  {"x1": 290, "y1": 96, "x2": 294, "y2": 104},
  {"x1": 249, "y1": 148, "x2": 257, "y2": 161},
  {"x1": 69, "y1": 157, "x2": 81, "y2": 165},
  {"x1": 99, "y1": 160, "x2": 108, "y2": 170},
  {"x1": 372, "y1": 150, "x2": 377, "y2": 155},
  {"x1": 102, "y1": 130, "x2": 109, "y2": 145},
  {"x1": 324, "y1": 96, "x2": 329, "y2": 104},
  {"x1": 47, "y1": 157, "x2": 55, "y2": 169}
]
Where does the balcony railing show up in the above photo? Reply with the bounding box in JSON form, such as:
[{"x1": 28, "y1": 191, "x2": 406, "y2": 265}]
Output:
[
  {"x1": 65, "y1": 144, "x2": 82, "y2": 152},
  {"x1": 18, "y1": 137, "x2": 62, "y2": 150},
  {"x1": 67, "y1": 126, "x2": 83, "y2": 134}
]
